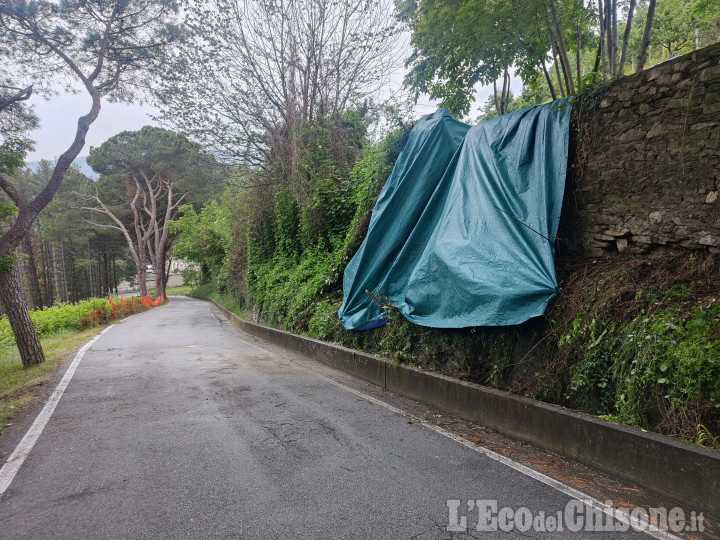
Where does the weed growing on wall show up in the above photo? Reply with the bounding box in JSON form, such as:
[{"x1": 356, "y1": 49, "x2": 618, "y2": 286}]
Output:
[{"x1": 540, "y1": 254, "x2": 720, "y2": 444}]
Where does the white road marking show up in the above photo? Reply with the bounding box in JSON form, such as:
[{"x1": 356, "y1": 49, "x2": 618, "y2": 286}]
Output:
[
  {"x1": 0, "y1": 325, "x2": 114, "y2": 496},
  {"x1": 223, "y1": 320, "x2": 682, "y2": 540},
  {"x1": 303, "y1": 370, "x2": 681, "y2": 540}
]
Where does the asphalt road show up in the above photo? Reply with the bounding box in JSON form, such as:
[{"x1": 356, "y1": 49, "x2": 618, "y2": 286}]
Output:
[{"x1": 0, "y1": 297, "x2": 654, "y2": 539}]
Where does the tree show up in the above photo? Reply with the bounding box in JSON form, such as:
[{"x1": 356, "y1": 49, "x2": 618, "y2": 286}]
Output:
[
  {"x1": 3, "y1": 159, "x2": 133, "y2": 307},
  {"x1": 169, "y1": 200, "x2": 232, "y2": 286},
  {"x1": 653, "y1": 0, "x2": 701, "y2": 57},
  {"x1": 84, "y1": 126, "x2": 219, "y2": 300},
  {"x1": 157, "y1": 0, "x2": 399, "y2": 166},
  {"x1": 0, "y1": 0, "x2": 179, "y2": 367},
  {"x1": 634, "y1": 0, "x2": 657, "y2": 71},
  {"x1": 0, "y1": 41, "x2": 37, "y2": 137},
  {"x1": 398, "y1": 0, "x2": 700, "y2": 116},
  {"x1": 618, "y1": 0, "x2": 637, "y2": 75},
  {"x1": 397, "y1": 0, "x2": 593, "y2": 117}
]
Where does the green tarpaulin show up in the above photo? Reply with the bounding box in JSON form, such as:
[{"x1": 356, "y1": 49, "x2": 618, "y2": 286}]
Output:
[{"x1": 339, "y1": 99, "x2": 572, "y2": 330}]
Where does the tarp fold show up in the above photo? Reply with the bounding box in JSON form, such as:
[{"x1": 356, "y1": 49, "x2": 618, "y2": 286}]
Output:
[{"x1": 339, "y1": 100, "x2": 572, "y2": 330}]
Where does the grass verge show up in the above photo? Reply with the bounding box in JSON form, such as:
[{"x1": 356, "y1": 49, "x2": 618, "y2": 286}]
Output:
[
  {"x1": 0, "y1": 327, "x2": 103, "y2": 433},
  {"x1": 162, "y1": 284, "x2": 195, "y2": 296},
  {"x1": 185, "y1": 283, "x2": 253, "y2": 320}
]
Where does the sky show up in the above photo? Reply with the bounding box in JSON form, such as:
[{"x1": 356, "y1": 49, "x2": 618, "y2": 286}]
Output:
[
  {"x1": 23, "y1": 59, "x2": 522, "y2": 163},
  {"x1": 25, "y1": 92, "x2": 162, "y2": 162}
]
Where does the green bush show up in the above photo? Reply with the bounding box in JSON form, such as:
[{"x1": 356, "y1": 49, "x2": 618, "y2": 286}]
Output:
[
  {"x1": 541, "y1": 259, "x2": 720, "y2": 443},
  {"x1": 245, "y1": 125, "x2": 412, "y2": 332},
  {"x1": 0, "y1": 297, "x2": 148, "y2": 347}
]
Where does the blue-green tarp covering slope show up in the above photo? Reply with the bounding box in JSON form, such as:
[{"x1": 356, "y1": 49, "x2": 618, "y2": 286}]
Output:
[{"x1": 338, "y1": 99, "x2": 572, "y2": 330}]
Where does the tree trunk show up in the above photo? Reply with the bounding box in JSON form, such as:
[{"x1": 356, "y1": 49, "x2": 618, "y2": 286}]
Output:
[
  {"x1": 59, "y1": 242, "x2": 68, "y2": 302},
  {"x1": 112, "y1": 257, "x2": 118, "y2": 295},
  {"x1": 97, "y1": 252, "x2": 105, "y2": 297},
  {"x1": 84, "y1": 267, "x2": 89, "y2": 299},
  {"x1": 51, "y1": 243, "x2": 62, "y2": 304},
  {"x1": 164, "y1": 255, "x2": 172, "y2": 295},
  {"x1": 70, "y1": 256, "x2": 77, "y2": 303},
  {"x1": 493, "y1": 79, "x2": 501, "y2": 116},
  {"x1": 153, "y1": 258, "x2": 166, "y2": 300},
  {"x1": 598, "y1": 0, "x2": 608, "y2": 80},
  {"x1": 611, "y1": 0, "x2": 618, "y2": 75},
  {"x1": 548, "y1": 0, "x2": 574, "y2": 94},
  {"x1": 87, "y1": 241, "x2": 96, "y2": 297},
  {"x1": 22, "y1": 235, "x2": 43, "y2": 309},
  {"x1": 545, "y1": 6, "x2": 567, "y2": 97},
  {"x1": 607, "y1": 0, "x2": 617, "y2": 77},
  {"x1": 635, "y1": 0, "x2": 657, "y2": 73},
  {"x1": 103, "y1": 253, "x2": 110, "y2": 297},
  {"x1": 576, "y1": 23, "x2": 582, "y2": 91},
  {"x1": 0, "y1": 263, "x2": 45, "y2": 367},
  {"x1": 40, "y1": 241, "x2": 50, "y2": 304},
  {"x1": 618, "y1": 0, "x2": 636, "y2": 75},
  {"x1": 540, "y1": 57, "x2": 557, "y2": 100}
]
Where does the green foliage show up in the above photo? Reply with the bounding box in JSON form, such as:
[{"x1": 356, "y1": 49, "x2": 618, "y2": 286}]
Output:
[
  {"x1": 540, "y1": 256, "x2": 720, "y2": 444},
  {"x1": 476, "y1": 82, "x2": 554, "y2": 122},
  {"x1": 563, "y1": 294, "x2": 720, "y2": 431},
  {"x1": 0, "y1": 138, "x2": 31, "y2": 176},
  {"x1": 243, "y1": 124, "x2": 411, "y2": 330},
  {"x1": 181, "y1": 267, "x2": 203, "y2": 289},
  {"x1": 0, "y1": 202, "x2": 18, "y2": 225},
  {"x1": 0, "y1": 252, "x2": 25, "y2": 274},
  {"x1": 651, "y1": 0, "x2": 720, "y2": 57},
  {"x1": 170, "y1": 200, "x2": 232, "y2": 279},
  {"x1": 0, "y1": 138, "x2": 32, "y2": 226},
  {"x1": 88, "y1": 126, "x2": 223, "y2": 204},
  {"x1": 307, "y1": 300, "x2": 343, "y2": 341},
  {"x1": 398, "y1": 0, "x2": 592, "y2": 116},
  {"x1": 0, "y1": 298, "x2": 149, "y2": 347}
]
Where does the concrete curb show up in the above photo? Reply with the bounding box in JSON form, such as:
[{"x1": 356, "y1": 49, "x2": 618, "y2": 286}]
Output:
[{"x1": 206, "y1": 299, "x2": 720, "y2": 517}]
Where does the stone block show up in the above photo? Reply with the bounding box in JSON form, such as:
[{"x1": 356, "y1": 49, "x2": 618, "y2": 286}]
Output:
[
  {"x1": 604, "y1": 228, "x2": 630, "y2": 237},
  {"x1": 617, "y1": 89, "x2": 635, "y2": 102},
  {"x1": 699, "y1": 235, "x2": 720, "y2": 247},
  {"x1": 700, "y1": 64, "x2": 720, "y2": 82},
  {"x1": 585, "y1": 247, "x2": 607, "y2": 257},
  {"x1": 703, "y1": 101, "x2": 720, "y2": 115},
  {"x1": 649, "y1": 211, "x2": 663, "y2": 224},
  {"x1": 619, "y1": 129, "x2": 646, "y2": 143}
]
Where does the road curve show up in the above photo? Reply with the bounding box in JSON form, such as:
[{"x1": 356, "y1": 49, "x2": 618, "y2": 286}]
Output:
[{"x1": 0, "y1": 296, "x2": 652, "y2": 539}]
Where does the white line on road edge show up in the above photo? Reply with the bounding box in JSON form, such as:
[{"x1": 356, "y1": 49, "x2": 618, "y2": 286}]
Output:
[
  {"x1": 314, "y1": 370, "x2": 683, "y2": 540},
  {"x1": 0, "y1": 325, "x2": 115, "y2": 497},
  {"x1": 229, "y1": 329, "x2": 681, "y2": 540}
]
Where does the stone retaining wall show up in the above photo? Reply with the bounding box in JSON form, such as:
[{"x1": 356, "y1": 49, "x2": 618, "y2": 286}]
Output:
[{"x1": 568, "y1": 42, "x2": 720, "y2": 257}]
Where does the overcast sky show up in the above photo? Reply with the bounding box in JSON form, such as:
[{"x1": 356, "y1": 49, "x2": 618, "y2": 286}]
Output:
[
  {"x1": 24, "y1": 72, "x2": 521, "y2": 163},
  {"x1": 25, "y1": 92, "x2": 161, "y2": 162}
]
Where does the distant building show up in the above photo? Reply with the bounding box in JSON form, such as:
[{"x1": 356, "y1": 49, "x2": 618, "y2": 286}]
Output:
[
  {"x1": 146, "y1": 259, "x2": 197, "y2": 276},
  {"x1": 169, "y1": 259, "x2": 193, "y2": 273}
]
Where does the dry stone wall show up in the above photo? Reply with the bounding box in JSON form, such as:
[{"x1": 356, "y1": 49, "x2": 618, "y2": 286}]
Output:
[{"x1": 568, "y1": 42, "x2": 720, "y2": 257}]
